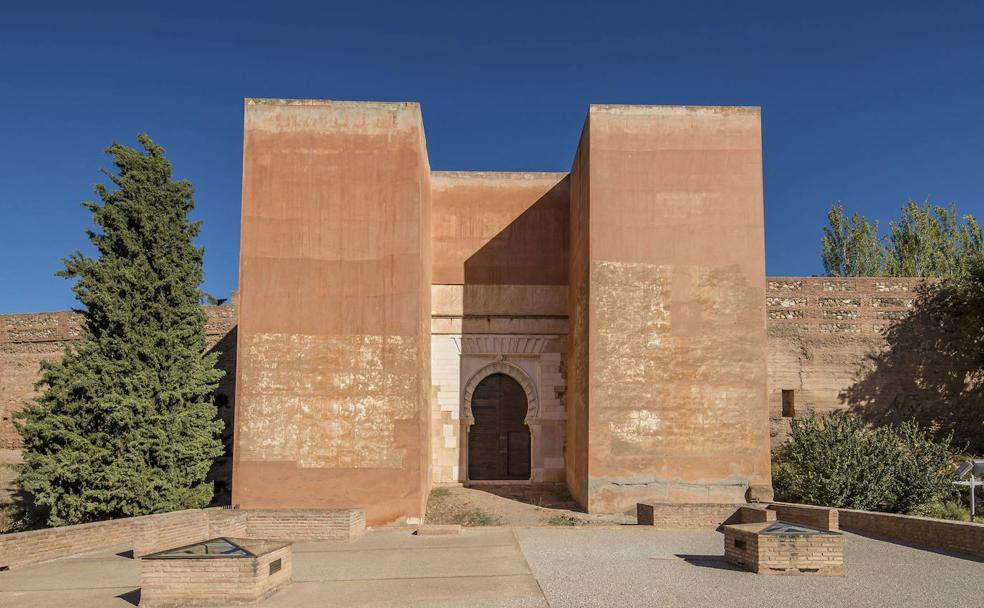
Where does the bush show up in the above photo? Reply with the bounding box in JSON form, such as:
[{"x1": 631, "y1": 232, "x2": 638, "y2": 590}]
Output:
[
  {"x1": 774, "y1": 412, "x2": 960, "y2": 513},
  {"x1": 909, "y1": 500, "x2": 970, "y2": 521}
]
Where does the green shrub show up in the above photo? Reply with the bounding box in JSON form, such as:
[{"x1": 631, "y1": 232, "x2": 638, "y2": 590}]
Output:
[
  {"x1": 774, "y1": 412, "x2": 960, "y2": 513},
  {"x1": 909, "y1": 500, "x2": 970, "y2": 521},
  {"x1": 891, "y1": 421, "x2": 961, "y2": 513}
]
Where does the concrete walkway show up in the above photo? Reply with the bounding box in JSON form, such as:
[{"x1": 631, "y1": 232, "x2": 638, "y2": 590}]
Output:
[{"x1": 1, "y1": 526, "x2": 981, "y2": 607}]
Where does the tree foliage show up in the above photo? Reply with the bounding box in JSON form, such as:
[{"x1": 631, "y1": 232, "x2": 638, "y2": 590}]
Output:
[
  {"x1": 15, "y1": 135, "x2": 224, "y2": 526},
  {"x1": 821, "y1": 200, "x2": 982, "y2": 278},
  {"x1": 821, "y1": 203, "x2": 884, "y2": 277},
  {"x1": 773, "y1": 413, "x2": 960, "y2": 513},
  {"x1": 885, "y1": 201, "x2": 983, "y2": 278}
]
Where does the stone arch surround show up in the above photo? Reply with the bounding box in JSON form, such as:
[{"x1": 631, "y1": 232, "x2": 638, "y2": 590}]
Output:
[
  {"x1": 461, "y1": 360, "x2": 540, "y2": 426},
  {"x1": 455, "y1": 353, "x2": 565, "y2": 484}
]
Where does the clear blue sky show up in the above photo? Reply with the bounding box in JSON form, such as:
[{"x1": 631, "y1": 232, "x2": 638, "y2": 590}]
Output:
[{"x1": 2, "y1": 1, "x2": 982, "y2": 313}]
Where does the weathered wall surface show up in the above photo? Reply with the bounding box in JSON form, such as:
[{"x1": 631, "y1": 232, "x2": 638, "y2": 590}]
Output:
[
  {"x1": 0, "y1": 306, "x2": 238, "y2": 503},
  {"x1": 569, "y1": 105, "x2": 772, "y2": 513},
  {"x1": 567, "y1": 122, "x2": 590, "y2": 506},
  {"x1": 430, "y1": 172, "x2": 569, "y2": 484},
  {"x1": 234, "y1": 99, "x2": 432, "y2": 525},
  {"x1": 764, "y1": 277, "x2": 984, "y2": 451},
  {"x1": 431, "y1": 171, "x2": 569, "y2": 286}
]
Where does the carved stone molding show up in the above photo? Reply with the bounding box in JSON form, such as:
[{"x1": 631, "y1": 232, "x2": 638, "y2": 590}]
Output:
[
  {"x1": 459, "y1": 335, "x2": 551, "y2": 355},
  {"x1": 461, "y1": 360, "x2": 540, "y2": 426}
]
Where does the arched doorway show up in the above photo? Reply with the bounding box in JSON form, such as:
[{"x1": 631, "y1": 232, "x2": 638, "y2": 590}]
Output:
[{"x1": 468, "y1": 373, "x2": 531, "y2": 480}]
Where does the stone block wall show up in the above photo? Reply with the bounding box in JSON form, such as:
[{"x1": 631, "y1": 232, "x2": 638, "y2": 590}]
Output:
[{"x1": 767, "y1": 277, "x2": 923, "y2": 448}]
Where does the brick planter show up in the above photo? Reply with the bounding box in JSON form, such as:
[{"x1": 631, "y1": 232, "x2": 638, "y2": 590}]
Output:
[
  {"x1": 722, "y1": 521, "x2": 843, "y2": 576},
  {"x1": 140, "y1": 538, "x2": 291, "y2": 606}
]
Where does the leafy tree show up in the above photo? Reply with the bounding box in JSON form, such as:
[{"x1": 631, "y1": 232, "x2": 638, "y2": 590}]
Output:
[
  {"x1": 15, "y1": 135, "x2": 224, "y2": 527},
  {"x1": 885, "y1": 201, "x2": 983, "y2": 278},
  {"x1": 773, "y1": 412, "x2": 960, "y2": 513},
  {"x1": 821, "y1": 203, "x2": 884, "y2": 277},
  {"x1": 821, "y1": 200, "x2": 982, "y2": 278}
]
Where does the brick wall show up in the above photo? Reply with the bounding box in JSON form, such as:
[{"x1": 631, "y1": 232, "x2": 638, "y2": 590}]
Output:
[
  {"x1": 244, "y1": 509, "x2": 365, "y2": 542},
  {"x1": 0, "y1": 508, "x2": 224, "y2": 570},
  {"x1": 0, "y1": 510, "x2": 139, "y2": 569},
  {"x1": 839, "y1": 508, "x2": 984, "y2": 559},
  {"x1": 767, "y1": 502, "x2": 839, "y2": 531},
  {"x1": 0, "y1": 506, "x2": 363, "y2": 570},
  {"x1": 207, "y1": 508, "x2": 248, "y2": 538},
  {"x1": 132, "y1": 509, "x2": 212, "y2": 557},
  {"x1": 636, "y1": 502, "x2": 745, "y2": 529}
]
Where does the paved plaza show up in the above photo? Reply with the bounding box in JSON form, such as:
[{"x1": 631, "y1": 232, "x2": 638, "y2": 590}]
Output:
[{"x1": 1, "y1": 526, "x2": 981, "y2": 608}]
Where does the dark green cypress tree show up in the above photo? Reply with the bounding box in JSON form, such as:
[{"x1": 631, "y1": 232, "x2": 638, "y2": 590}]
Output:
[{"x1": 15, "y1": 135, "x2": 224, "y2": 526}]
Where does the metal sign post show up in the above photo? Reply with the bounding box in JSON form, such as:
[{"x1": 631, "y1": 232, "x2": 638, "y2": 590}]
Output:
[{"x1": 954, "y1": 460, "x2": 984, "y2": 522}]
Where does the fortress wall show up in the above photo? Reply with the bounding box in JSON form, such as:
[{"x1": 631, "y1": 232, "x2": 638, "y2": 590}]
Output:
[
  {"x1": 233, "y1": 99, "x2": 432, "y2": 525},
  {"x1": 571, "y1": 105, "x2": 772, "y2": 513},
  {"x1": 766, "y1": 277, "x2": 938, "y2": 449}
]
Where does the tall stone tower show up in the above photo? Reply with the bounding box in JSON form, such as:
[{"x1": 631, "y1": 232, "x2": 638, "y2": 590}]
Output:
[
  {"x1": 233, "y1": 100, "x2": 432, "y2": 525},
  {"x1": 566, "y1": 105, "x2": 771, "y2": 512}
]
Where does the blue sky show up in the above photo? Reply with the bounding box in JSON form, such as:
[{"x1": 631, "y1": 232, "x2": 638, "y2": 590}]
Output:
[{"x1": 1, "y1": 1, "x2": 982, "y2": 313}]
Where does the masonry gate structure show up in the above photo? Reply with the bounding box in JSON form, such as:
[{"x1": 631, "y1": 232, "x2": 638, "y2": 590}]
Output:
[
  {"x1": 228, "y1": 99, "x2": 772, "y2": 525},
  {"x1": 3, "y1": 100, "x2": 973, "y2": 527}
]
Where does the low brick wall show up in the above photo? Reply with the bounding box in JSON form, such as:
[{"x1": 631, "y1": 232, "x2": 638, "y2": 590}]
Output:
[
  {"x1": 0, "y1": 513, "x2": 139, "y2": 570},
  {"x1": 133, "y1": 509, "x2": 212, "y2": 557},
  {"x1": 245, "y1": 509, "x2": 365, "y2": 541},
  {"x1": 636, "y1": 503, "x2": 745, "y2": 529},
  {"x1": 208, "y1": 508, "x2": 248, "y2": 538},
  {"x1": 0, "y1": 507, "x2": 363, "y2": 570},
  {"x1": 839, "y1": 508, "x2": 984, "y2": 559},
  {"x1": 768, "y1": 503, "x2": 839, "y2": 531}
]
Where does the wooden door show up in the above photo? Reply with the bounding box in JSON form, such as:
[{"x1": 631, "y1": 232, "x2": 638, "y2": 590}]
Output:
[{"x1": 468, "y1": 373, "x2": 531, "y2": 480}]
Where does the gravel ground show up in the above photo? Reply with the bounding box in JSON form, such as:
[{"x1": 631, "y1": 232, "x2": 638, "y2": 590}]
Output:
[
  {"x1": 513, "y1": 526, "x2": 983, "y2": 608},
  {"x1": 425, "y1": 484, "x2": 633, "y2": 527}
]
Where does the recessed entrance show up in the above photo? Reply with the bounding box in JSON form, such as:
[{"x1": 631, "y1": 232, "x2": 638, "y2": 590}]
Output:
[{"x1": 468, "y1": 373, "x2": 531, "y2": 480}]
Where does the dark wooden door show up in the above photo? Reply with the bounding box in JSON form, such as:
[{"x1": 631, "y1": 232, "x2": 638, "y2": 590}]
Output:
[{"x1": 468, "y1": 373, "x2": 531, "y2": 480}]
